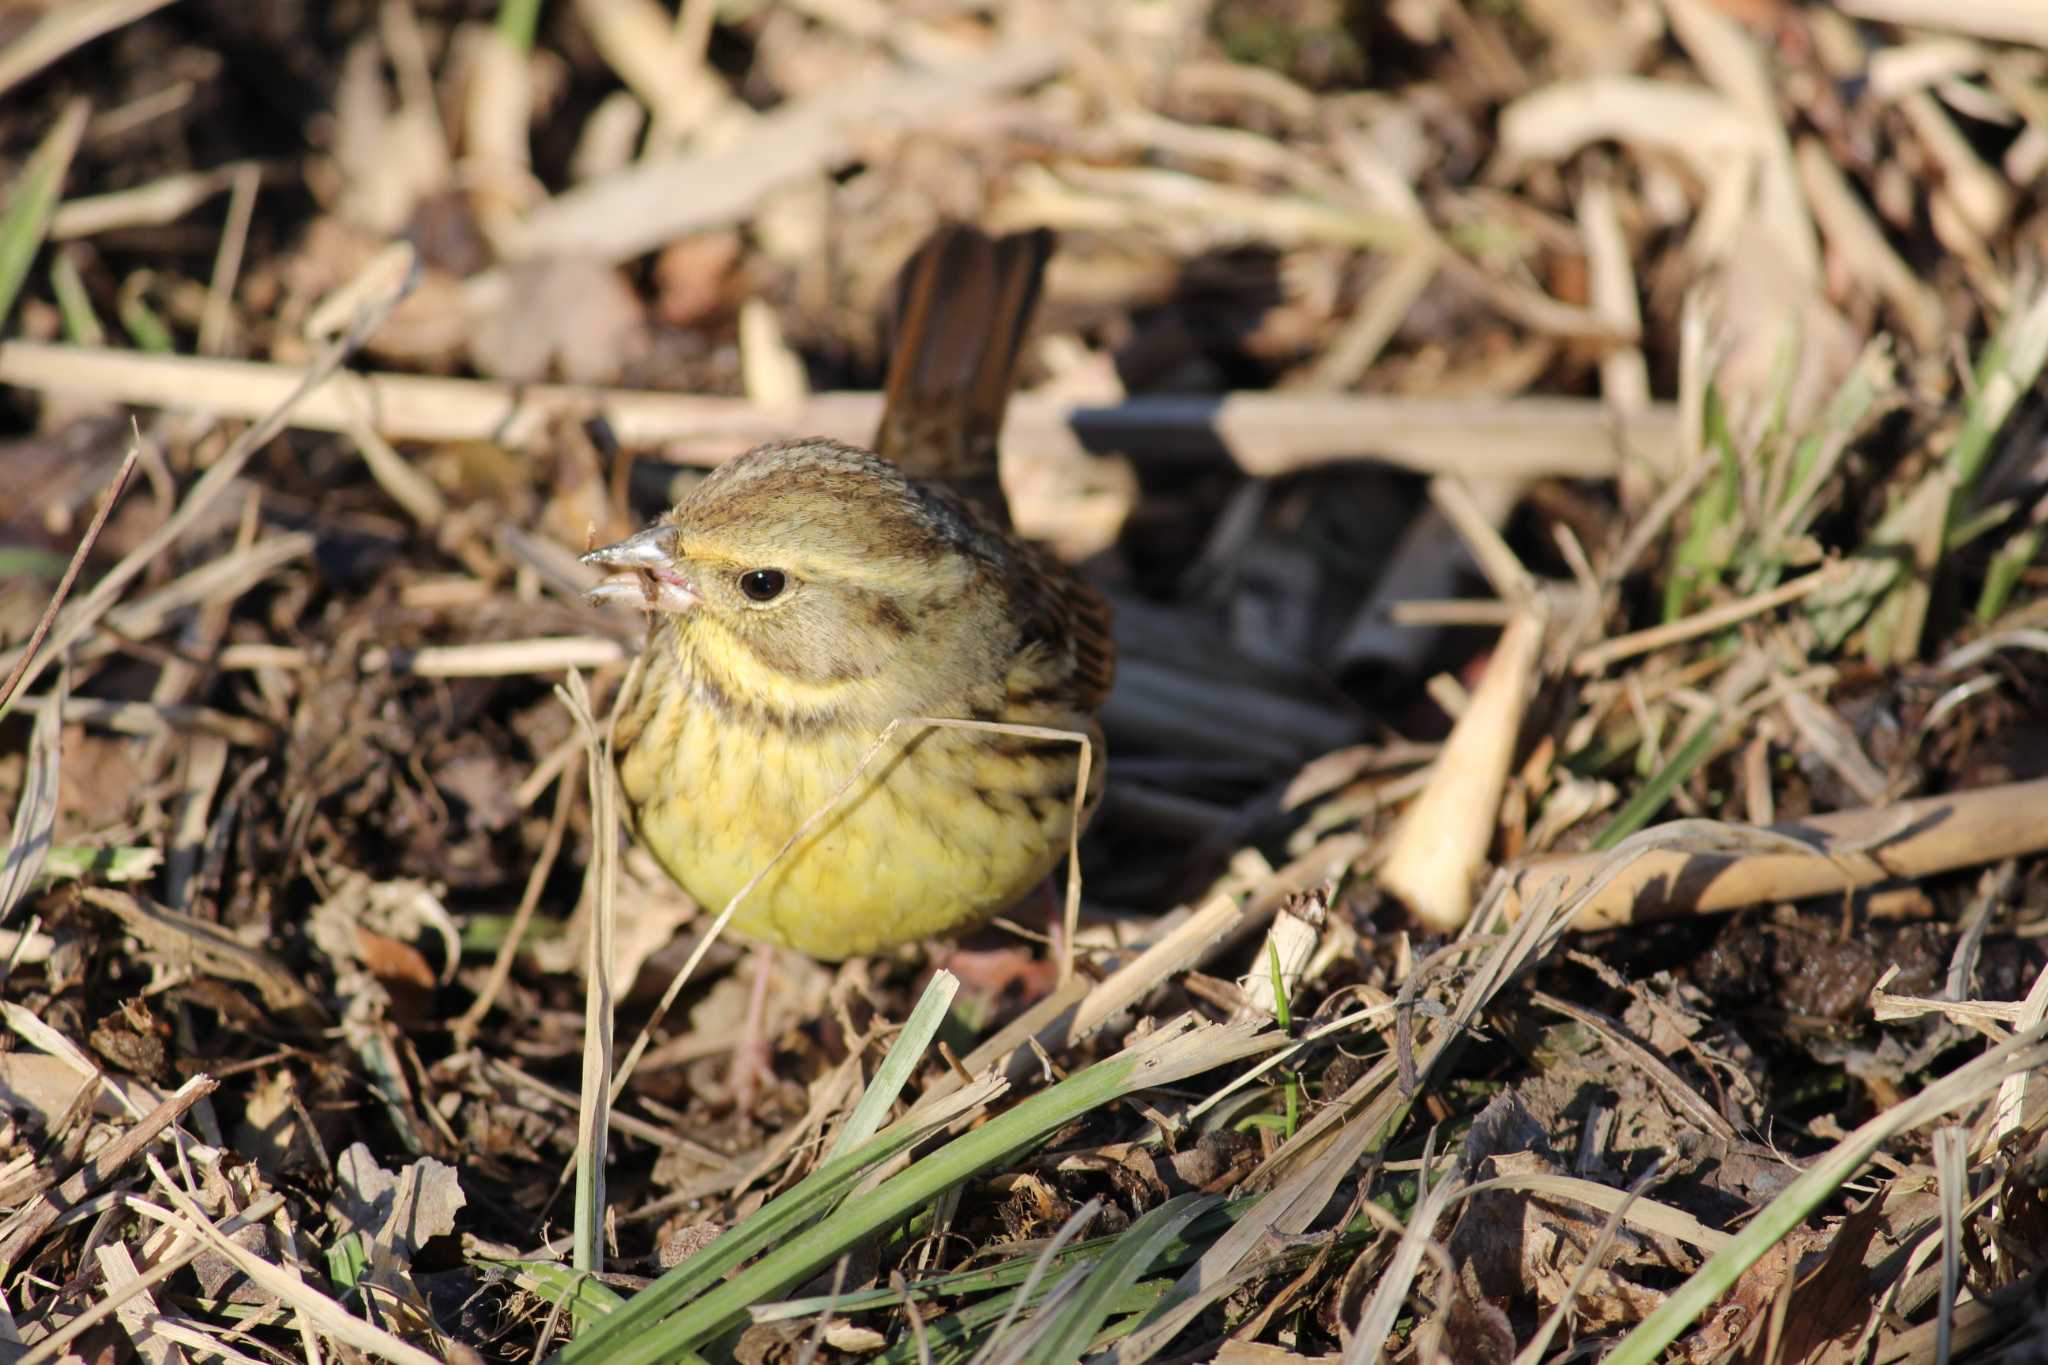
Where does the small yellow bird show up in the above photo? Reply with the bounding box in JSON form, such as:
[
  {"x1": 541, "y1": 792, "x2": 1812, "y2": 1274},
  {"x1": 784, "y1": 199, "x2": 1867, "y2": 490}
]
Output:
[{"x1": 583, "y1": 225, "x2": 1114, "y2": 960}]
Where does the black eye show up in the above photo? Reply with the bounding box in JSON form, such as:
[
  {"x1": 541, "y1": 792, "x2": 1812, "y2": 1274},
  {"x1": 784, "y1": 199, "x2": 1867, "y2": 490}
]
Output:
[{"x1": 738, "y1": 569, "x2": 787, "y2": 602}]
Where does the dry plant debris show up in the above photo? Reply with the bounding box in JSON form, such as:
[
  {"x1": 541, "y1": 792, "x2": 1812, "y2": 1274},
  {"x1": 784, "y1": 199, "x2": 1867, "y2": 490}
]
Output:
[{"x1": 3, "y1": 1, "x2": 2048, "y2": 1362}]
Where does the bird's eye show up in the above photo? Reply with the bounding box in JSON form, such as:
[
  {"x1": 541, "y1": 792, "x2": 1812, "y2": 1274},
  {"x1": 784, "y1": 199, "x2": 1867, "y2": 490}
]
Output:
[{"x1": 738, "y1": 569, "x2": 787, "y2": 602}]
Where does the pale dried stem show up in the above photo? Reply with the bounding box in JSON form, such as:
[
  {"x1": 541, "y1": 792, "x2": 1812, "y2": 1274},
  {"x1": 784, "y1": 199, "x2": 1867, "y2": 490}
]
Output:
[
  {"x1": 357, "y1": 637, "x2": 628, "y2": 677},
  {"x1": 503, "y1": 39, "x2": 1062, "y2": 262},
  {"x1": 0, "y1": 341, "x2": 1680, "y2": 482},
  {"x1": 1572, "y1": 561, "x2": 1852, "y2": 675},
  {"x1": 198, "y1": 161, "x2": 260, "y2": 357},
  {"x1": 1506, "y1": 777, "x2": 2048, "y2": 929},
  {"x1": 50, "y1": 163, "x2": 263, "y2": 241},
  {"x1": 1380, "y1": 608, "x2": 1547, "y2": 932},
  {"x1": 1428, "y1": 475, "x2": 1538, "y2": 605}
]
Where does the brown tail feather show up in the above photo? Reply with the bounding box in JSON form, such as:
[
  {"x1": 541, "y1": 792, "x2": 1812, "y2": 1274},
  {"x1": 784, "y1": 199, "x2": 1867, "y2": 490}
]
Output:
[{"x1": 874, "y1": 223, "x2": 1055, "y2": 522}]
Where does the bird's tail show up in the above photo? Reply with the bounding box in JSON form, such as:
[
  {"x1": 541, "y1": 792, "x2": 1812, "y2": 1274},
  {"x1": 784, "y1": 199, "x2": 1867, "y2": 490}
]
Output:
[{"x1": 873, "y1": 222, "x2": 1055, "y2": 523}]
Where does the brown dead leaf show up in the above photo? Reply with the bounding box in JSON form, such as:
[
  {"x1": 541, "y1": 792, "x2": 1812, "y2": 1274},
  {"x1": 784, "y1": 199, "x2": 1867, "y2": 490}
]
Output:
[
  {"x1": 1448, "y1": 1093, "x2": 1677, "y2": 1331},
  {"x1": 234, "y1": 1069, "x2": 319, "y2": 1177},
  {"x1": 1728, "y1": 1200, "x2": 1886, "y2": 1365},
  {"x1": 355, "y1": 926, "x2": 437, "y2": 991},
  {"x1": 996, "y1": 1172, "x2": 1073, "y2": 1240},
  {"x1": 310, "y1": 873, "x2": 461, "y2": 987},
  {"x1": 656, "y1": 1218, "x2": 724, "y2": 1269},
  {"x1": 167, "y1": 977, "x2": 269, "y2": 1031},
  {"x1": 89, "y1": 999, "x2": 169, "y2": 1081},
  {"x1": 330, "y1": 1141, "x2": 467, "y2": 1260},
  {"x1": 1443, "y1": 1281, "x2": 1516, "y2": 1365},
  {"x1": 191, "y1": 1219, "x2": 278, "y2": 1302},
  {"x1": 654, "y1": 230, "x2": 745, "y2": 327}
]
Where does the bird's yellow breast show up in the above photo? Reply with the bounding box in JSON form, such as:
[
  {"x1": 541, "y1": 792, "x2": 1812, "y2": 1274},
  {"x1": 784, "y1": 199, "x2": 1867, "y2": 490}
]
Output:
[{"x1": 614, "y1": 662, "x2": 1093, "y2": 960}]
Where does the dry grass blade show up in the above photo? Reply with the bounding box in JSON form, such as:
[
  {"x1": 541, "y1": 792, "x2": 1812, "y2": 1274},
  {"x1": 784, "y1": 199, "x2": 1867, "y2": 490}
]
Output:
[
  {"x1": 0, "y1": 1075, "x2": 217, "y2": 1281},
  {"x1": 1837, "y1": 0, "x2": 2048, "y2": 47},
  {"x1": 504, "y1": 40, "x2": 1062, "y2": 262},
  {"x1": 558, "y1": 670, "x2": 616, "y2": 1278},
  {"x1": 1528, "y1": 991, "x2": 1737, "y2": 1141},
  {"x1": 1572, "y1": 561, "x2": 1851, "y2": 674},
  {"x1": 19, "y1": 1191, "x2": 286, "y2": 1365},
  {"x1": 0, "y1": 270, "x2": 410, "y2": 707},
  {"x1": 79, "y1": 888, "x2": 324, "y2": 1018},
  {"x1": 1933, "y1": 1126, "x2": 1968, "y2": 1365},
  {"x1": 49, "y1": 162, "x2": 258, "y2": 241},
  {"x1": 1607, "y1": 1025, "x2": 2048, "y2": 1365},
  {"x1": 12, "y1": 694, "x2": 272, "y2": 747},
  {"x1": 1510, "y1": 1159, "x2": 1672, "y2": 1365},
  {"x1": 139, "y1": 1155, "x2": 444, "y2": 1365},
  {"x1": 357, "y1": 637, "x2": 629, "y2": 677},
  {"x1": 0, "y1": 665, "x2": 64, "y2": 926},
  {"x1": 0, "y1": 0, "x2": 174, "y2": 98},
  {"x1": 7, "y1": 5, "x2": 2048, "y2": 1361},
  {"x1": 1987, "y1": 961, "x2": 2048, "y2": 1150},
  {"x1": 1107, "y1": 1042, "x2": 1402, "y2": 1362},
  {"x1": 1344, "y1": 1157, "x2": 1462, "y2": 1364}
]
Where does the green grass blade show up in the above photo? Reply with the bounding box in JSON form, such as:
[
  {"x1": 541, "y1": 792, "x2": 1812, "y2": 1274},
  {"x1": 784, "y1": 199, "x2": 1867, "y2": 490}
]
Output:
[
  {"x1": 827, "y1": 969, "x2": 960, "y2": 1163},
  {"x1": 39, "y1": 844, "x2": 161, "y2": 885},
  {"x1": 325, "y1": 1232, "x2": 369, "y2": 1295},
  {"x1": 874, "y1": 1279, "x2": 1173, "y2": 1365},
  {"x1": 1019, "y1": 1194, "x2": 1218, "y2": 1364},
  {"x1": 758, "y1": 1200, "x2": 1245, "y2": 1325},
  {"x1": 49, "y1": 245, "x2": 104, "y2": 346},
  {"x1": 1591, "y1": 714, "x2": 1721, "y2": 851},
  {"x1": 0, "y1": 100, "x2": 86, "y2": 334},
  {"x1": 496, "y1": 0, "x2": 544, "y2": 52},
  {"x1": 549, "y1": 1105, "x2": 955, "y2": 1359},
  {"x1": 550, "y1": 1018, "x2": 1272, "y2": 1364},
  {"x1": 1663, "y1": 387, "x2": 1739, "y2": 620},
  {"x1": 1605, "y1": 1027, "x2": 2048, "y2": 1365},
  {"x1": 975, "y1": 1199, "x2": 1102, "y2": 1364},
  {"x1": 117, "y1": 273, "x2": 175, "y2": 352},
  {"x1": 476, "y1": 1258, "x2": 627, "y2": 1320},
  {"x1": 1945, "y1": 282, "x2": 2048, "y2": 494},
  {"x1": 1976, "y1": 524, "x2": 2040, "y2": 622},
  {"x1": 1811, "y1": 283, "x2": 2048, "y2": 653}
]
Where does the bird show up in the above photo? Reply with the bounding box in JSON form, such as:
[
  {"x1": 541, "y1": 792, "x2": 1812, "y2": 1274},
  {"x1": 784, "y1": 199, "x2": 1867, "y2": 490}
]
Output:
[{"x1": 582, "y1": 223, "x2": 1114, "y2": 962}]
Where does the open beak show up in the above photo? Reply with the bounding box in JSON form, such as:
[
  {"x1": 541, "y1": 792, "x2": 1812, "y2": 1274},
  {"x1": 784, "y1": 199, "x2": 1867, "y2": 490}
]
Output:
[{"x1": 581, "y1": 526, "x2": 699, "y2": 613}]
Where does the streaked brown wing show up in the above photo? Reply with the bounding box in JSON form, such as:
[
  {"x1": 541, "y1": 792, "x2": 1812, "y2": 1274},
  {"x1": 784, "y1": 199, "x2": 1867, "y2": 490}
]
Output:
[
  {"x1": 1009, "y1": 538, "x2": 1117, "y2": 714},
  {"x1": 1056, "y1": 570, "x2": 1117, "y2": 712}
]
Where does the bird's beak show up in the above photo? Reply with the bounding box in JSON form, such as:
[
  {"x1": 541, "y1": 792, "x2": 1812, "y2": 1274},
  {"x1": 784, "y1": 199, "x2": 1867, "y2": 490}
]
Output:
[{"x1": 581, "y1": 526, "x2": 699, "y2": 613}]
